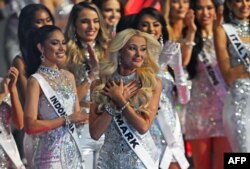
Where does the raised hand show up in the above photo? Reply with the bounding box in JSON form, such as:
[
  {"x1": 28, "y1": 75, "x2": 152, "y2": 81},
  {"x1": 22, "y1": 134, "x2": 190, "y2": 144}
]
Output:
[
  {"x1": 87, "y1": 43, "x2": 99, "y2": 71},
  {"x1": 214, "y1": 5, "x2": 224, "y2": 29},
  {"x1": 7, "y1": 67, "x2": 19, "y2": 92},
  {"x1": 159, "y1": 41, "x2": 180, "y2": 66},
  {"x1": 185, "y1": 9, "x2": 197, "y2": 32}
]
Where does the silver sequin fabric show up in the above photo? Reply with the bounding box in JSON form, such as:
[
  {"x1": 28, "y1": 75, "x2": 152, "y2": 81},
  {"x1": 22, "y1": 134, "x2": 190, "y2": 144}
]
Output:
[
  {"x1": 71, "y1": 63, "x2": 104, "y2": 160},
  {"x1": 0, "y1": 96, "x2": 14, "y2": 169},
  {"x1": 223, "y1": 36, "x2": 250, "y2": 152},
  {"x1": 32, "y1": 70, "x2": 83, "y2": 169},
  {"x1": 185, "y1": 38, "x2": 226, "y2": 139},
  {"x1": 97, "y1": 72, "x2": 159, "y2": 169},
  {"x1": 150, "y1": 71, "x2": 184, "y2": 161}
]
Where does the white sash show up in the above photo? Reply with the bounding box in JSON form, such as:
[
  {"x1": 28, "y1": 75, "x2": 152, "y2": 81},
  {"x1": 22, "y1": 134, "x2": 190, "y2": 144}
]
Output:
[
  {"x1": 32, "y1": 73, "x2": 84, "y2": 165},
  {"x1": 156, "y1": 113, "x2": 189, "y2": 169},
  {"x1": 0, "y1": 136, "x2": 25, "y2": 169},
  {"x1": 223, "y1": 24, "x2": 250, "y2": 72},
  {"x1": 198, "y1": 50, "x2": 228, "y2": 100},
  {"x1": 113, "y1": 115, "x2": 158, "y2": 169}
]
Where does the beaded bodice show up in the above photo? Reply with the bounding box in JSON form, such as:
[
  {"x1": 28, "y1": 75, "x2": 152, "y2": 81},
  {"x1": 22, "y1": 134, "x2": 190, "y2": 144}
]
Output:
[
  {"x1": 37, "y1": 66, "x2": 76, "y2": 120},
  {"x1": 112, "y1": 71, "x2": 138, "y2": 85},
  {"x1": 33, "y1": 66, "x2": 82, "y2": 168},
  {"x1": 231, "y1": 18, "x2": 250, "y2": 38}
]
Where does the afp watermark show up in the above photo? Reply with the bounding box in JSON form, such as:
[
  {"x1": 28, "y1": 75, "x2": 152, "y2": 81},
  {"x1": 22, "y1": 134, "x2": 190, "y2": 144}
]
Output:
[{"x1": 224, "y1": 153, "x2": 250, "y2": 169}]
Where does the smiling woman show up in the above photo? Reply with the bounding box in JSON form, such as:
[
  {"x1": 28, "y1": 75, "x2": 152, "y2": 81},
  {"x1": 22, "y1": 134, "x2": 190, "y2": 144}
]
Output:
[
  {"x1": 92, "y1": 0, "x2": 124, "y2": 38},
  {"x1": 64, "y1": 2, "x2": 109, "y2": 168},
  {"x1": 24, "y1": 25, "x2": 88, "y2": 169}
]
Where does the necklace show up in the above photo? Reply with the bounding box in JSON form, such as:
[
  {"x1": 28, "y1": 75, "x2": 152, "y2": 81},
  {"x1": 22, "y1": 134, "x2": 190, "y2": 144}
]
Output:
[
  {"x1": 113, "y1": 71, "x2": 138, "y2": 84},
  {"x1": 231, "y1": 17, "x2": 250, "y2": 38},
  {"x1": 37, "y1": 65, "x2": 73, "y2": 99},
  {"x1": 37, "y1": 65, "x2": 60, "y2": 80}
]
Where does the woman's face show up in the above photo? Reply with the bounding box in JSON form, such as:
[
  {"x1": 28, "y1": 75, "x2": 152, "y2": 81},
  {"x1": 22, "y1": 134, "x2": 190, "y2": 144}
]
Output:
[
  {"x1": 120, "y1": 35, "x2": 147, "y2": 70},
  {"x1": 40, "y1": 30, "x2": 66, "y2": 65},
  {"x1": 75, "y1": 8, "x2": 100, "y2": 43},
  {"x1": 228, "y1": 0, "x2": 250, "y2": 20},
  {"x1": 195, "y1": 0, "x2": 216, "y2": 27},
  {"x1": 101, "y1": 0, "x2": 121, "y2": 27},
  {"x1": 33, "y1": 9, "x2": 53, "y2": 28},
  {"x1": 137, "y1": 14, "x2": 162, "y2": 40},
  {"x1": 170, "y1": 0, "x2": 190, "y2": 20}
]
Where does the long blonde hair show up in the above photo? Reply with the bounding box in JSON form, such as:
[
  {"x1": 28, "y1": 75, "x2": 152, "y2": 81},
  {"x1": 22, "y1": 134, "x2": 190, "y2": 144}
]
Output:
[
  {"x1": 64, "y1": 2, "x2": 109, "y2": 72},
  {"x1": 92, "y1": 28, "x2": 161, "y2": 116}
]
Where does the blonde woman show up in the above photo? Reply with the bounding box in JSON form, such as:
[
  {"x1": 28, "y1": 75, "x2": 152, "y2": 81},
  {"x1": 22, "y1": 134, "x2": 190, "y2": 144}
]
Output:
[
  {"x1": 64, "y1": 1, "x2": 109, "y2": 168},
  {"x1": 89, "y1": 28, "x2": 162, "y2": 169}
]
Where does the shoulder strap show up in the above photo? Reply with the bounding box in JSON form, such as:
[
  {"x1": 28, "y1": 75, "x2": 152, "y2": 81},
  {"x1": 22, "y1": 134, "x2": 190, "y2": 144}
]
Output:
[
  {"x1": 114, "y1": 115, "x2": 159, "y2": 169},
  {"x1": 32, "y1": 73, "x2": 84, "y2": 164},
  {"x1": 222, "y1": 24, "x2": 250, "y2": 72}
]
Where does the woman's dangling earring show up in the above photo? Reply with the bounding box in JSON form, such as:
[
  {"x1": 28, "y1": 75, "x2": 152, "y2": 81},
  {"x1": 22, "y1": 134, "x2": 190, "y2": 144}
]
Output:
[
  {"x1": 74, "y1": 32, "x2": 78, "y2": 42},
  {"x1": 40, "y1": 52, "x2": 45, "y2": 62},
  {"x1": 118, "y1": 53, "x2": 122, "y2": 65},
  {"x1": 159, "y1": 35, "x2": 164, "y2": 47},
  {"x1": 229, "y1": 8, "x2": 233, "y2": 21}
]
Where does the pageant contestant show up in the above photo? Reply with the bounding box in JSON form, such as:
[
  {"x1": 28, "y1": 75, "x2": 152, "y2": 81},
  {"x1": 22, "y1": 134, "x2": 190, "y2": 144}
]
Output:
[
  {"x1": 214, "y1": 0, "x2": 250, "y2": 152},
  {"x1": 90, "y1": 28, "x2": 162, "y2": 169},
  {"x1": 24, "y1": 25, "x2": 88, "y2": 168},
  {"x1": 0, "y1": 67, "x2": 25, "y2": 169}
]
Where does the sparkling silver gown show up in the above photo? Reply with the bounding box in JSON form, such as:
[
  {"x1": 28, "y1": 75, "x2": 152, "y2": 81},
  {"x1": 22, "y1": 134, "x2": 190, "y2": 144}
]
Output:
[
  {"x1": 32, "y1": 67, "x2": 82, "y2": 169},
  {"x1": 97, "y1": 72, "x2": 159, "y2": 169},
  {"x1": 71, "y1": 62, "x2": 104, "y2": 168},
  {"x1": 223, "y1": 37, "x2": 250, "y2": 152},
  {"x1": 0, "y1": 93, "x2": 25, "y2": 169},
  {"x1": 185, "y1": 37, "x2": 227, "y2": 139},
  {"x1": 150, "y1": 71, "x2": 185, "y2": 163}
]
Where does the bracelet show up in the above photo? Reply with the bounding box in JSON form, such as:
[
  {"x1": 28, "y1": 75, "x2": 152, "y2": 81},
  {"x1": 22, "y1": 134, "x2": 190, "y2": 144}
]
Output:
[
  {"x1": 104, "y1": 103, "x2": 119, "y2": 116},
  {"x1": 63, "y1": 115, "x2": 71, "y2": 126},
  {"x1": 119, "y1": 101, "x2": 130, "y2": 113},
  {"x1": 85, "y1": 76, "x2": 92, "y2": 84},
  {"x1": 183, "y1": 41, "x2": 196, "y2": 48}
]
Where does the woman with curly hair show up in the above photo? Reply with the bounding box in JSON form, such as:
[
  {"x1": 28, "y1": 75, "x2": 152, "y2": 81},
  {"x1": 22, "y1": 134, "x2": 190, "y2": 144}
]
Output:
[
  {"x1": 64, "y1": 1, "x2": 109, "y2": 168},
  {"x1": 90, "y1": 28, "x2": 162, "y2": 169}
]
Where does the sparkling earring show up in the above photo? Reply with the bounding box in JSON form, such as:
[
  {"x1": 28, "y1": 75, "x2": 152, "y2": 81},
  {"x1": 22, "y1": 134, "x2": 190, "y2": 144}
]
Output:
[
  {"x1": 118, "y1": 53, "x2": 122, "y2": 65},
  {"x1": 40, "y1": 52, "x2": 45, "y2": 62},
  {"x1": 74, "y1": 33, "x2": 78, "y2": 42},
  {"x1": 229, "y1": 10, "x2": 233, "y2": 21},
  {"x1": 159, "y1": 35, "x2": 164, "y2": 47}
]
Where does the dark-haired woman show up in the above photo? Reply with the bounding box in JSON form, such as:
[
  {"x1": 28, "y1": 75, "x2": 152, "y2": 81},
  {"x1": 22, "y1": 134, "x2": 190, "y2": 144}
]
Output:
[{"x1": 24, "y1": 25, "x2": 88, "y2": 168}]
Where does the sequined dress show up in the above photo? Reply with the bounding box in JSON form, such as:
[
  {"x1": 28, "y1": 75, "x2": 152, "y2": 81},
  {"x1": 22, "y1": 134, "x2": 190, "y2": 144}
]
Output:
[
  {"x1": 97, "y1": 72, "x2": 159, "y2": 169},
  {"x1": 150, "y1": 71, "x2": 185, "y2": 163},
  {"x1": 70, "y1": 62, "x2": 104, "y2": 169},
  {"x1": 32, "y1": 66, "x2": 82, "y2": 169},
  {"x1": 185, "y1": 37, "x2": 226, "y2": 139},
  {"x1": 223, "y1": 32, "x2": 250, "y2": 152},
  {"x1": 0, "y1": 94, "x2": 25, "y2": 169}
]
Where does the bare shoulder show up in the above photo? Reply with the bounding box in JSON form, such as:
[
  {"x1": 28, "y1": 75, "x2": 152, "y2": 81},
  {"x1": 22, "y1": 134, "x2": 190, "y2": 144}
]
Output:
[
  {"x1": 156, "y1": 77, "x2": 162, "y2": 89},
  {"x1": 27, "y1": 76, "x2": 40, "y2": 89},
  {"x1": 214, "y1": 25, "x2": 226, "y2": 37}
]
